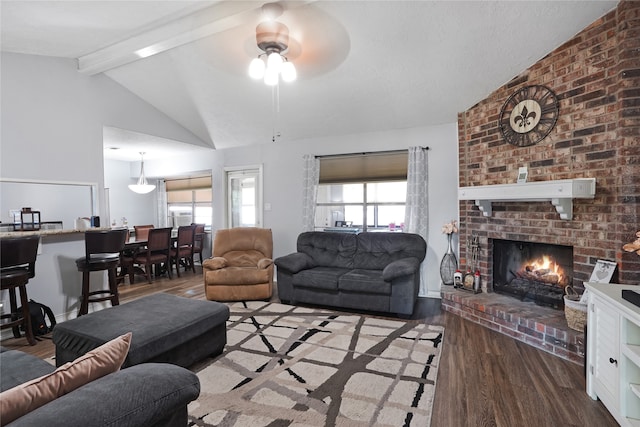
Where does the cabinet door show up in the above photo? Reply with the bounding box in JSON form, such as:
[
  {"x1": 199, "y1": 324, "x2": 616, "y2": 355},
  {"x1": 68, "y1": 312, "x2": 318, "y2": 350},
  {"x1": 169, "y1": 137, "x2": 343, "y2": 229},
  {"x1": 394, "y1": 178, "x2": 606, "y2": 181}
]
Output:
[{"x1": 592, "y1": 295, "x2": 620, "y2": 409}]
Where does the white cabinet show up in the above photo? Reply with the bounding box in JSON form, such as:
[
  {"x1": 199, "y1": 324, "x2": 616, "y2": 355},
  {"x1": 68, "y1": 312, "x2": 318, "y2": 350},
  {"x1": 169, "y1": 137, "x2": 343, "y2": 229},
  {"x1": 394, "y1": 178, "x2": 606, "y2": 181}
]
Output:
[{"x1": 586, "y1": 282, "x2": 640, "y2": 427}]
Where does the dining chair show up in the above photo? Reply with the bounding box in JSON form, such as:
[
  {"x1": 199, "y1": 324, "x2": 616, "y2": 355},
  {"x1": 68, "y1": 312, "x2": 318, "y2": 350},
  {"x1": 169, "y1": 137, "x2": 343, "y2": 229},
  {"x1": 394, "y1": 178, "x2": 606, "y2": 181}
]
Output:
[
  {"x1": 170, "y1": 225, "x2": 196, "y2": 277},
  {"x1": 1, "y1": 235, "x2": 40, "y2": 345},
  {"x1": 75, "y1": 229, "x2": 128, "y2": 316},
  {"x1": 133, "y1": 227, "x2": 173, "y2": 283},
  {"x1": 133, "y1": 224, "x2": 154, "y2": 242},
  {"x1": 192, "y1": 223, "x2": 205, "y2": 265}
]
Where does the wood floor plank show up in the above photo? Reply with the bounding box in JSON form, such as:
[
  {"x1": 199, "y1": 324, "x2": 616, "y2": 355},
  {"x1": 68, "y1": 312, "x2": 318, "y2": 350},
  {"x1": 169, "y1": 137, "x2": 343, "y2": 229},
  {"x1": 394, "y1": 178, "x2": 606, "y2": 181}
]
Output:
[{"x1": 1, "y1": 269, "x2": 619, "y2": 426}]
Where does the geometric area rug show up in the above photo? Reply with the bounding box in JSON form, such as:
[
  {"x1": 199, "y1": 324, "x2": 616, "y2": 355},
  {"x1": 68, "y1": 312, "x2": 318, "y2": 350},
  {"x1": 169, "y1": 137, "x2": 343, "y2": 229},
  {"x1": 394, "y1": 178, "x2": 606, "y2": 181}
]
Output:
[{"x1": 188, "y1": 301, "x2": 444, "y2": 427}]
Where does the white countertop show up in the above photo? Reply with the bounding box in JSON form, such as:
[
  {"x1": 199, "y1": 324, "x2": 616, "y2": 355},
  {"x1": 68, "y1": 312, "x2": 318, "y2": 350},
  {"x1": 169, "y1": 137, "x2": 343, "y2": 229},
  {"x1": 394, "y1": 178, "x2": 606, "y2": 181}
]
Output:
[{"x1": 0, "y1": 227, "x2": 111, "y2": 239}]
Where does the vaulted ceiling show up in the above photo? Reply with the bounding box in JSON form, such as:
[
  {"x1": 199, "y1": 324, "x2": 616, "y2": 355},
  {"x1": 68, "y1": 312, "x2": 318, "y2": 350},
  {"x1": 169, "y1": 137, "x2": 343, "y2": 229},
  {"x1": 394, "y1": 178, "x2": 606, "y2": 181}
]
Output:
[{"x1": 1, "y1": 1, "x2": 617, "y2": 160}]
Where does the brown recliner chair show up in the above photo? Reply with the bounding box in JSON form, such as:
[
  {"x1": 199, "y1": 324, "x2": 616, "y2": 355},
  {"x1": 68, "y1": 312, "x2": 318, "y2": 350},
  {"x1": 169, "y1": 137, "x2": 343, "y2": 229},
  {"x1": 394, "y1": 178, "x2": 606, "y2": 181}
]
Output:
[{"x1": 203, "y1": 227, "x2": 273, "y2": 301}]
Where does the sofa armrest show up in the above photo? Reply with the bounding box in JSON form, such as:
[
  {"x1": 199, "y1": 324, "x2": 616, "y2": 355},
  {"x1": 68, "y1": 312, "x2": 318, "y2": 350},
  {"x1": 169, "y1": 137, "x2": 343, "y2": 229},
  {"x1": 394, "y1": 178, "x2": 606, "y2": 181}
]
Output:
[
  {"x1": 8, "y1": 363, "x2": 200, "y2": 427},
  {"x1": 203, "y1": 257, "x2": 228, "y2": 270},
  {"x1": 382, "y1": 257, "x2": 421, "y2": 281},
  {"x1": 257, "y1": 258, "x2": 274, "y2": 269},
  {"x1": 274, "y1": 253, "x2": 314, "y2": 274}
]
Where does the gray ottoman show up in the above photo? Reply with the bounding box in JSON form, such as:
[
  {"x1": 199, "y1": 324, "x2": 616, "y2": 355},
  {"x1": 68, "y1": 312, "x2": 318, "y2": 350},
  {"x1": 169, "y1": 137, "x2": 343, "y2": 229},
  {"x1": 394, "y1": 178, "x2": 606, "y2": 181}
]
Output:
[{"x1": 53, "y1": 293, "x2": 229, "y2": 368}]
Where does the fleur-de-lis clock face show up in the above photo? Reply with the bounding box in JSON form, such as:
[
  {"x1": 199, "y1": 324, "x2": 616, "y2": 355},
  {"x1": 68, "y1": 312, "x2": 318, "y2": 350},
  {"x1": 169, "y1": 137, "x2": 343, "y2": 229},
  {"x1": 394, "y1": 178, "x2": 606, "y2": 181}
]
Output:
[{"x1": 498, "y1": 85, "x2": 559, "y2": 147}]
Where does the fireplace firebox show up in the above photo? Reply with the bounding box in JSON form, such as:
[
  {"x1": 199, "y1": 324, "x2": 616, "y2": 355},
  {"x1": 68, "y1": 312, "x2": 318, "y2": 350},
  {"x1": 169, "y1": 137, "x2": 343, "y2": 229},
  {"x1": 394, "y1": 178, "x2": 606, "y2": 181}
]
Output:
[{"x1": 492, "y1": 239, "x2": 573, "y2": 308}]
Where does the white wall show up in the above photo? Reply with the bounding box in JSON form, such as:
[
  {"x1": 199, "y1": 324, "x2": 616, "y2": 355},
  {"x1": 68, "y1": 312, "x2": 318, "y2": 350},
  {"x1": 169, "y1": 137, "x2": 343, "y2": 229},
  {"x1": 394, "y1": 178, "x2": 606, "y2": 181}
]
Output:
[{"x1": 140, "y1": 123, "x2": 460, "y2": 298}]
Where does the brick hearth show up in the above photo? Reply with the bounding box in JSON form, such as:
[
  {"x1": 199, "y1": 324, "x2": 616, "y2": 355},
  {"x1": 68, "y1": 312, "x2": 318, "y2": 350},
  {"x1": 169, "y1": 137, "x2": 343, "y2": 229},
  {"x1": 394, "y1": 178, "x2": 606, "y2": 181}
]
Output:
[{"x1": 441, "y1": 288, "x2": 584, "y2": 364}]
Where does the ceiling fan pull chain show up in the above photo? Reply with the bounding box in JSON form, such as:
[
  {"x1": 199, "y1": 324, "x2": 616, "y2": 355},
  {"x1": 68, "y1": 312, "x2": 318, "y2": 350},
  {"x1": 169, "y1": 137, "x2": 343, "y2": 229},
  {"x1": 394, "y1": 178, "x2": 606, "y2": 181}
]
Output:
[{"x1": 271, "y1": 83, "x2": 281, "y2": 142}]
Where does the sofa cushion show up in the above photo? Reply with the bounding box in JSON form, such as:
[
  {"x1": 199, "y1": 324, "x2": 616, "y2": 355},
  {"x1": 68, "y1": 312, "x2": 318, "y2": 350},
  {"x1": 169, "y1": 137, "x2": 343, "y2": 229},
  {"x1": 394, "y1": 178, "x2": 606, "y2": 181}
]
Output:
[
  {"x1": 354, "y1": 232, "x2": 426, "y2": 270},
  {"x1": 205, "y1": 266, "x2": 272, "y2": 286},
  {"x1": 297, "y1": 232, "x2": 356, "y2": 269},
  {"x1": 339, "y1": 269, "x2": 391, "y2": 295},
  {"x1": 0, "y1": 332, "x2": 131, "y2": 425},
  {"x1": 8, "y1": 363, "x2": 200, "y2": 427},
  {"x1": 0, "y1": 350, "x2": 55, "y2": 392},
  {"x1": 224, "y1": 250, "x2": 266, "y2": 267},
  {"x1": 292, "y1": 267, "x2": 350, "y2": 291}
]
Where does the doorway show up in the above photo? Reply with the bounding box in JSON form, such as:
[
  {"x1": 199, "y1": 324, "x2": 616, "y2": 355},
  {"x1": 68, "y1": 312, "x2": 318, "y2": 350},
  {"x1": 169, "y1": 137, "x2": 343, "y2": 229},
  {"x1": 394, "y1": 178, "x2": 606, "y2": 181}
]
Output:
[{"x1": 225, "y1": 166, "x2": 263, "y2": 228}]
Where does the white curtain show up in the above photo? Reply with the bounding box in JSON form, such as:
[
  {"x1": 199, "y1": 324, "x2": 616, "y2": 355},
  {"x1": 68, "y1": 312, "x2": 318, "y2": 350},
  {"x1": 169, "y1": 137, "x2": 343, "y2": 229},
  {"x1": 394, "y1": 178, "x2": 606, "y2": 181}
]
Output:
[
  {"x1": 301, "y1": 154, "x2": 320, "y2": 232},
  {"x1": 156, "y1": 179, "x2": 168, "y2": 228},
  {"x1": 404, "y1": 146, "x2": 429, "y2": 295}
]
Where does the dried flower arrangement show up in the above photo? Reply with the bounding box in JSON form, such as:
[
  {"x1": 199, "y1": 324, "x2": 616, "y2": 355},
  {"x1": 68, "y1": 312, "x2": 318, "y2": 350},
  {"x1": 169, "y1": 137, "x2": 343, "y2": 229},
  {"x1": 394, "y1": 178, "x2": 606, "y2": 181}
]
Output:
[
  {"x1": 623, "y1": 231, "x2": 640, "y2": 256},
  {"x1": 441, "y1": 220, "x2": 458, "y2": 235}
]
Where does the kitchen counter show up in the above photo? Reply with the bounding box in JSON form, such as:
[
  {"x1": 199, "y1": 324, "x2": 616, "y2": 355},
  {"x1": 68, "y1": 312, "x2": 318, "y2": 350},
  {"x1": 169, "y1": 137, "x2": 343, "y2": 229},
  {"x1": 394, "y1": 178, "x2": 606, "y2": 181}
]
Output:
[{"x1": 0, "y1": 227, "x2": 111, "y2": 239}]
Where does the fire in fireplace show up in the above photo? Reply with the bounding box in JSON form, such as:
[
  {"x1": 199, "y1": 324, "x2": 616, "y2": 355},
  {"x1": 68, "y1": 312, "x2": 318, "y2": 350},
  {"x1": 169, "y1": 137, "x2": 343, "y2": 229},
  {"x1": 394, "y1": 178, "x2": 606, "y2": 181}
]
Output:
[{"x1": 492, "y1": 239, "x2": 573, "y2": 308}]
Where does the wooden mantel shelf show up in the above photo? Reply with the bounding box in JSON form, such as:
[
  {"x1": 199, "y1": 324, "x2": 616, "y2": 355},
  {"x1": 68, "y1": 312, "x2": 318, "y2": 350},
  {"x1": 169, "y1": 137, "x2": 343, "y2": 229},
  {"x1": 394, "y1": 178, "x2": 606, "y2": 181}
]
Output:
[{"x1": 458, "y1": 178, "x2": 596, "y2": 220}]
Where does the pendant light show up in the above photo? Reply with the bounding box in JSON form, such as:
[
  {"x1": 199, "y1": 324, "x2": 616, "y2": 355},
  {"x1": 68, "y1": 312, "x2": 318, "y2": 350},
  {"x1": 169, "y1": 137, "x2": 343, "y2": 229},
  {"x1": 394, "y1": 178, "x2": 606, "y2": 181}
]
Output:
[{"x1": 128, "y1": 152, "x2": 156, "y2": 194}]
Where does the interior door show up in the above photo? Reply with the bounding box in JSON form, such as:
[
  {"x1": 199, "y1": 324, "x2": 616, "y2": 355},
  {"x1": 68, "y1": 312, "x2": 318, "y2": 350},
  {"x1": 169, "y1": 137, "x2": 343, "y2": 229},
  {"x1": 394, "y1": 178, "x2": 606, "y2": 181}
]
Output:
[{"x1": 226, "y1": 167, "x2": 262, "y2": 228}]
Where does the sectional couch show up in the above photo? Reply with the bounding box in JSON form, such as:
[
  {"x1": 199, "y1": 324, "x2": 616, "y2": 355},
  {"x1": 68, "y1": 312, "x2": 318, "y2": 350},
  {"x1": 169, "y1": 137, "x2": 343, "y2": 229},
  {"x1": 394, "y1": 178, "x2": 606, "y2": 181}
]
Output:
[{"x1": 0, "y1": 346, "x2": 200, "y2": 426}]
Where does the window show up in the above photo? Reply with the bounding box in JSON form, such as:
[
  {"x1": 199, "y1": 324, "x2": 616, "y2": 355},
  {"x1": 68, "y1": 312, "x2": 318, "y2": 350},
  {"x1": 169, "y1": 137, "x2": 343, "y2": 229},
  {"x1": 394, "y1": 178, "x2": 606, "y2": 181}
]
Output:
[
  {"x1": 315, "y1": 152, "x2": 407, "y2": 231},
  {"x1": 315, "y1": 182, "x2": 406, "y2": 230},
  {"x1": 166, "y1": 175, "x2": 212, "y2": 228}
]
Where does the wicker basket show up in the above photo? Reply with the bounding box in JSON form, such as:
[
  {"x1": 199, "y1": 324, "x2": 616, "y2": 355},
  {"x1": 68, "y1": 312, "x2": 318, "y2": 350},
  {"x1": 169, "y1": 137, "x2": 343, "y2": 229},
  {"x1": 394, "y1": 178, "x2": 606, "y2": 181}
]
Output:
[{"x1": 564, "y1": 286, "x2": 587, "y2": 332}]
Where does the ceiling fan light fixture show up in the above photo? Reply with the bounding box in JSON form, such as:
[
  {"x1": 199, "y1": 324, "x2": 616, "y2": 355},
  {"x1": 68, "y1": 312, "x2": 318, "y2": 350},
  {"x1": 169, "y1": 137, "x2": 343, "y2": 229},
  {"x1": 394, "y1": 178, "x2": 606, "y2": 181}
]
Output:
[
  {"x1": 250, "y1": 18, "x2": 296, "y2": 86},
  {"x1": 128, "y1": 152, "x2": 156, "y2": 194},
  {"x1": 280, "y1": 61, "x2": 296, "y2": 82},
  {"x1": 264, "y1": 67, "x2": 279, "y2": 86},
  {"x1": 249, "y1": 57, "x2": 266, "y2": 79},
  {"x1": 266, "y1": 51, "x2": 283, "y2": 72}
]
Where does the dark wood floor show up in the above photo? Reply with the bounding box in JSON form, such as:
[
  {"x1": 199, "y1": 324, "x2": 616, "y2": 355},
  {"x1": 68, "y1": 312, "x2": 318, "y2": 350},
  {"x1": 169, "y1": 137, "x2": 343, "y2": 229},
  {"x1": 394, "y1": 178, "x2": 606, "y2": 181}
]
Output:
[{"x1": 2, "y1": 267, "x2": 617, "y2": 427}]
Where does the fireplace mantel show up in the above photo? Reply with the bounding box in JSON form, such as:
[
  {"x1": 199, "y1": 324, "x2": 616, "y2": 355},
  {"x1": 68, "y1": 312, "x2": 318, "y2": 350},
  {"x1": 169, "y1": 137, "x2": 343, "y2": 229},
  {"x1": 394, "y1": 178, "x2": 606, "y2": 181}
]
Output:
[{"x1": 458, "y1": 178, "x2": 596, "y2": 220}]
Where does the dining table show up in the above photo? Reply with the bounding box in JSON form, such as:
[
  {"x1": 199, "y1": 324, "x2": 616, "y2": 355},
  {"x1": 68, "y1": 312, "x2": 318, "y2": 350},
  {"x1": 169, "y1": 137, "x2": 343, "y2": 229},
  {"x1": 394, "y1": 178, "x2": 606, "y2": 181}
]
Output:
[{"x1": 118, "y1": 233, "x2": 179, "y2": 283}]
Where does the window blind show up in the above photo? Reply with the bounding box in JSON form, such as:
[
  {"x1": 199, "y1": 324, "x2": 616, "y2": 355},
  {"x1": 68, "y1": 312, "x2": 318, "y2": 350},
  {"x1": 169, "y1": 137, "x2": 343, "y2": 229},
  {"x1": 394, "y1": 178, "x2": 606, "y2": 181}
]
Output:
[
  {"x1": 318, "y1": 151, "x2": 408, "y2": 184},
  {"x1": 165, "y1": 175, "x2": 212, "y2": 191}
]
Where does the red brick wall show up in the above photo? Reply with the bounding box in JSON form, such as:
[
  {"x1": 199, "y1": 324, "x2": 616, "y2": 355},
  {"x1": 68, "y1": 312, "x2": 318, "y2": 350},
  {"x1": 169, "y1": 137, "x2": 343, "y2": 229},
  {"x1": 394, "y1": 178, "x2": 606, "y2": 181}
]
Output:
[{"x1": 457, "y1": 0, "x2": 640, "y2": 287}]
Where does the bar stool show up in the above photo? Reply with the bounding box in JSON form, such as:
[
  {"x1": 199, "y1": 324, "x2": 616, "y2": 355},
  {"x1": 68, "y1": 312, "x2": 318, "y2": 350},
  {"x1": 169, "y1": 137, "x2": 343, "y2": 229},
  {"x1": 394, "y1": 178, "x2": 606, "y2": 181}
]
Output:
[
  {"x1": 1, "y1": 235, "x2": 40, "y2": 345},
  {"x1": 76, "y1": 229, "x2": 128, "y2": 316}
]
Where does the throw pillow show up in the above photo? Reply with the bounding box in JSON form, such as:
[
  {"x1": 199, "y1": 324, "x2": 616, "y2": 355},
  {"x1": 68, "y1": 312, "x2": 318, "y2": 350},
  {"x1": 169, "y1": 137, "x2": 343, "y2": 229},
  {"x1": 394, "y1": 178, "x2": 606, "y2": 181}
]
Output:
[{"x1": 0, "y1": 332, "x2": 132, "y2": 425}]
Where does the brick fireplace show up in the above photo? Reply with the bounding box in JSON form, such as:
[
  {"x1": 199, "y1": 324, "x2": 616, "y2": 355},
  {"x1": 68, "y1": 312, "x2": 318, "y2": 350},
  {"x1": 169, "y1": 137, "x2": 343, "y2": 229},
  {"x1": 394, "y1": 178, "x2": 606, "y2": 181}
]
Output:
[{"x1": 442, "y1": 0, "x2": 640, "y2": 364}]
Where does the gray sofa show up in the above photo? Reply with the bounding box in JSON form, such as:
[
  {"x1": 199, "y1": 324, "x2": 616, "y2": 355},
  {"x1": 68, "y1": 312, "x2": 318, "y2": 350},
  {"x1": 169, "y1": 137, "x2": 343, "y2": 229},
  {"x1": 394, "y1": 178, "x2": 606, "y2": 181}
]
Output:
[
  {"x1": 0, "y1": 346, "x2": 200, "y2": 427},
  {"x1": 275, "y1": 231, "x2": 426, "y2": 315}
]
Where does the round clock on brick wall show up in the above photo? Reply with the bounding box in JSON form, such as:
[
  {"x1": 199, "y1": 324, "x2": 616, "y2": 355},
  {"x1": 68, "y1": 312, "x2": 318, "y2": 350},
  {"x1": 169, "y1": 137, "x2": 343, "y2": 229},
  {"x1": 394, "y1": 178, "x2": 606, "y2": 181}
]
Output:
[{"x1": 498, "y1": 85, "x2": 559, "y2": 147}]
